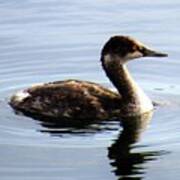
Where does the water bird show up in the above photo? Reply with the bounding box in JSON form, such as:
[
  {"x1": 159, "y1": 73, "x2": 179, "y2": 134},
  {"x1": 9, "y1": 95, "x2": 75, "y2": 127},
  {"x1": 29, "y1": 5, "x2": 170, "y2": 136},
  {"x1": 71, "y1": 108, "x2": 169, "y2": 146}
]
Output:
[{"x1": 10, "y1": 36, "x2": 167, "y2": 121}]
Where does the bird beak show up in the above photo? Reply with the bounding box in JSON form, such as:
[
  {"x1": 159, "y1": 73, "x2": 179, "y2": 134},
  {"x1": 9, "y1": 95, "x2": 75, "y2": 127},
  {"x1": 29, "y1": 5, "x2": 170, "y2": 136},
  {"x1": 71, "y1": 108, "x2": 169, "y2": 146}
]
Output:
[{"x1": 142, "y1": 47, "x2": 168, "y2": 57}]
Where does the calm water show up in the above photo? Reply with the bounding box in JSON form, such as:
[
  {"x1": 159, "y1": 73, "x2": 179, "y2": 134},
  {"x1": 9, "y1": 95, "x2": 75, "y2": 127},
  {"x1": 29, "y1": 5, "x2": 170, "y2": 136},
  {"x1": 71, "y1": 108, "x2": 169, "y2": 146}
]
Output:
[{"x1": 1, "y1": 0, "x2": 180, "y2": 179}]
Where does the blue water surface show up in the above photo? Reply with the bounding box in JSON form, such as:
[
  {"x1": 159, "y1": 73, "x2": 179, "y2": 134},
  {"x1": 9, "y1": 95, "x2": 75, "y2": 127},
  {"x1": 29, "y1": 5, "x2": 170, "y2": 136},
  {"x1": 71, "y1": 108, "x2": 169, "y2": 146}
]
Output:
[{"x1": 0, "y1": 0, "x2": 180, "y2": 179}]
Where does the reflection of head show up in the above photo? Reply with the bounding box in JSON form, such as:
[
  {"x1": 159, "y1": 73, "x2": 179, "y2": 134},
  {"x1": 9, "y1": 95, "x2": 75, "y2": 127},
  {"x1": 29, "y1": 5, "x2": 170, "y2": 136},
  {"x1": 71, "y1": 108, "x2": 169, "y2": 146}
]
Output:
[{"x1": 108, "y1": 111, "x2": 165, "y2": 179}]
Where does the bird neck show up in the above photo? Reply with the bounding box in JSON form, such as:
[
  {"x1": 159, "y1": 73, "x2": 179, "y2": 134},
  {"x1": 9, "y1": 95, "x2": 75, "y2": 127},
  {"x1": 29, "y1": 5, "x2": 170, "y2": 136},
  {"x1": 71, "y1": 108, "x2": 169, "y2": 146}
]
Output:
[{"x1": 101, "y1": 55, "x2": 153, "y2": 115}]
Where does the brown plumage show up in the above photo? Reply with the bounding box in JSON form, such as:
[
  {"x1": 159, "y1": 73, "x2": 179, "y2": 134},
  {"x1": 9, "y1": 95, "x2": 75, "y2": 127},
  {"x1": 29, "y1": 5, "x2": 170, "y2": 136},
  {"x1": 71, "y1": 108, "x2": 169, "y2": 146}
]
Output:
[
  {"x1": 11, "y1": 80, "x2": 121, "y2": 120},
  {"x1": 10, "y1": 36, "x2": 167, "y2": 121}
]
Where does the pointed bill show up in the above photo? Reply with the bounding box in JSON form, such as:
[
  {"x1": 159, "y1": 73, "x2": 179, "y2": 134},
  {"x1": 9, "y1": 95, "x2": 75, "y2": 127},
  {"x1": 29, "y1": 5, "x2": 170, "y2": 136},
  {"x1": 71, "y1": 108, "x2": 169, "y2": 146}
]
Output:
[{"x1": 142, "y1": 47, "x2": 168, "y2": 57}]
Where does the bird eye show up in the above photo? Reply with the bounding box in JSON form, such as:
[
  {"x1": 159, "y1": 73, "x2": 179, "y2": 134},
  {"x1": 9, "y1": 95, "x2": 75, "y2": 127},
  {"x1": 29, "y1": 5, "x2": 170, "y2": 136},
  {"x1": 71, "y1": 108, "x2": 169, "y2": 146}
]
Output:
[{"x1": 132, "y1": 45, "x2": 138, "y2": 51}]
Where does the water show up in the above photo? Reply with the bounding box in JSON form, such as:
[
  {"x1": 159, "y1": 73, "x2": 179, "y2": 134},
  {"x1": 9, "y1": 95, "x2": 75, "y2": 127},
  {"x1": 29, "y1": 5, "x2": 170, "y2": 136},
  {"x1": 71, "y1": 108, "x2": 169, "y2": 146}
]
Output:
[{"x1": 0, "y1": 0, "x2": 180, "y2": 179}]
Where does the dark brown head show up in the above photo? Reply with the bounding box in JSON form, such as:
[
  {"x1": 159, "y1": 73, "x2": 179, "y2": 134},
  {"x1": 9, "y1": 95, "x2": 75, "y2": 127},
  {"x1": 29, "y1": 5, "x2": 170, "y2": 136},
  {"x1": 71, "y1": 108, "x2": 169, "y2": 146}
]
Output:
[{"x1": 101, "y1": 36, "x2": 168, "y2": 65}]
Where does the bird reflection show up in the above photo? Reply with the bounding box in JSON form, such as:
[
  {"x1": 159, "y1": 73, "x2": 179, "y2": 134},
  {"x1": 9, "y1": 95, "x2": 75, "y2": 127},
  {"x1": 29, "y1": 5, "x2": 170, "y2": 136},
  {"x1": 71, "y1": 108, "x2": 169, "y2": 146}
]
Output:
[
  {"x1": 17, "y1": 110, "x2": 120, "y2": 135},
  {"x1": 108, "y1": 112, "x2": 165, "y2": 180},
  {"x1": 16, "y1": 109, "x2": 167, "y2": 179}
]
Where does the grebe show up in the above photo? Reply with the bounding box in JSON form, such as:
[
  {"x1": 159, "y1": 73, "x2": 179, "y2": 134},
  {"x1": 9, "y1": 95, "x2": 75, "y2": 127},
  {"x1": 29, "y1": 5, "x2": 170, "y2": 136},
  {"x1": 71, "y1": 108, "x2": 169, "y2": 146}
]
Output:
[{"x1": 10, "y1": 36, "x2": 167, "y2": 120}]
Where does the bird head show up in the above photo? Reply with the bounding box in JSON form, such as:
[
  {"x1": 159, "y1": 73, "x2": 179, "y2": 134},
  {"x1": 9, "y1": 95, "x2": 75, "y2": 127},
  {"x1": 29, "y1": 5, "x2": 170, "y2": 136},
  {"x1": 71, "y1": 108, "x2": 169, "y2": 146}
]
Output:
[{"x1": 101, "y1": 36, "x2": 168, "y2": 65}]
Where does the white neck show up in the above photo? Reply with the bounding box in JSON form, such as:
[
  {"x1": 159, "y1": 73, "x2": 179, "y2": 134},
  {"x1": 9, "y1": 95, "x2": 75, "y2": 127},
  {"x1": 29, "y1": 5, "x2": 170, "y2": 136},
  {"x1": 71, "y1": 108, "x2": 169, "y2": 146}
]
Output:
[{"x1": 102, "y1": 54, "x2": 153, "y2": 116}]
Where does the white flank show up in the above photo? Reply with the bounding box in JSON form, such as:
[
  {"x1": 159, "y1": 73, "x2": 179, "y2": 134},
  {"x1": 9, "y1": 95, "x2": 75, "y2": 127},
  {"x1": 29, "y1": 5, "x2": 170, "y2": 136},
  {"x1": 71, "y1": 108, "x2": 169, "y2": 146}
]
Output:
[{"x1": 13, "y1": 90, "x2": 30, "y2": 102}]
